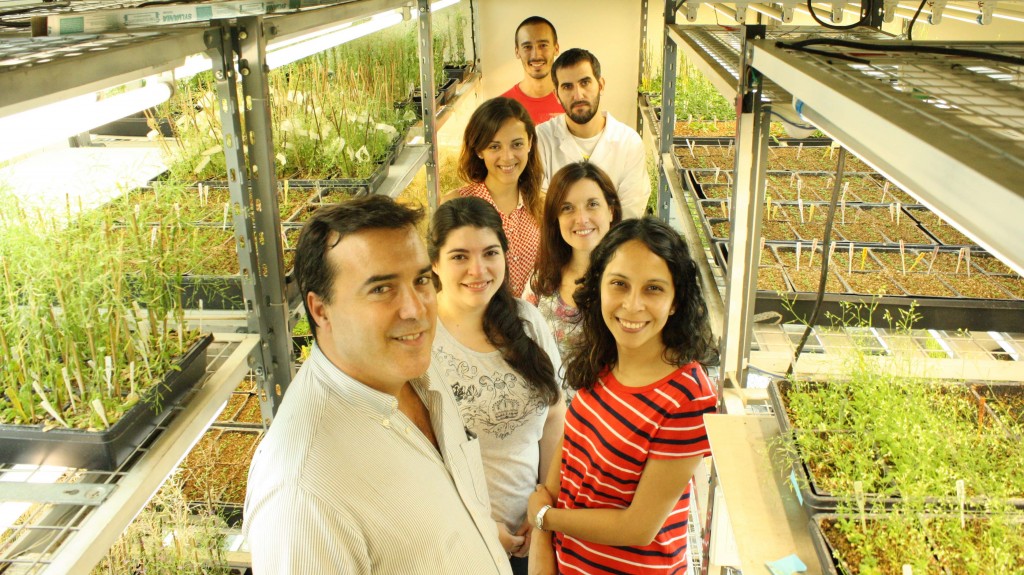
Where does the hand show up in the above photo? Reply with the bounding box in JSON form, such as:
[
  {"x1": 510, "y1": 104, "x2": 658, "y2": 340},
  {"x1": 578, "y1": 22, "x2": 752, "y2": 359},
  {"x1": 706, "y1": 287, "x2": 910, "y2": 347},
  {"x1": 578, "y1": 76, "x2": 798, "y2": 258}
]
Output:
[
  {"x1": 496, "y1": 521, "x2": 526, "y2": 556},
  {"x1": 527, "y1": 484, "x2": 554, "y2": 528},
  {"x1": 511, "y1": 520, "x2": 532, "y2": 558},
  {"x1": 527, "y1": 530, "x2": 556, "y2": 575}
]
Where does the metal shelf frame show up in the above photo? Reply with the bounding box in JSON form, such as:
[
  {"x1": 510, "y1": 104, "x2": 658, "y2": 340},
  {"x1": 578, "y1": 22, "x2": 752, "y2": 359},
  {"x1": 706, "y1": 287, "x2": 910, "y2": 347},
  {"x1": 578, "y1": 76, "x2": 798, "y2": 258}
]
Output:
[
  {"x1": 0, "y1": 0, "x2": 472, "y2": 570},
  {"x1": 0, "y1": 334, "x2": 258, "y2": 575},
  {"x1": 648, "y1": 16, "x2": 1024, "y2": 575}
]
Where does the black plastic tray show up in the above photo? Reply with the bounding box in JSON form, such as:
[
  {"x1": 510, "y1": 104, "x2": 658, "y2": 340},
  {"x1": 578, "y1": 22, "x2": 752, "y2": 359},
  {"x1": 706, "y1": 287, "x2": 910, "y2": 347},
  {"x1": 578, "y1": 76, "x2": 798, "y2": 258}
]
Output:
[
  {"x1": 713, "y1": 241, "x2": 1024, "y2": 331},
  {"x1": 0, "y1": 334, "x2": 213, "y2": 470}
]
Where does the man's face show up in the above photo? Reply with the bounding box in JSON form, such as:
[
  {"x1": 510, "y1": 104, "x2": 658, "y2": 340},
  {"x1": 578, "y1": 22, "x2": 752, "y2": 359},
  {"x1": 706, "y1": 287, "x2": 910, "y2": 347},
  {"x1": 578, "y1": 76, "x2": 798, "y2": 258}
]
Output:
[
  {"x1": 555, "y1": 61, "x2": 605, "y2": 125},
  {"x1": 515, "y1": 23, "x2": 559, "y2": 81},
  {"x1": 309, "y1": 226, "x2": 437, "y2": 394}
]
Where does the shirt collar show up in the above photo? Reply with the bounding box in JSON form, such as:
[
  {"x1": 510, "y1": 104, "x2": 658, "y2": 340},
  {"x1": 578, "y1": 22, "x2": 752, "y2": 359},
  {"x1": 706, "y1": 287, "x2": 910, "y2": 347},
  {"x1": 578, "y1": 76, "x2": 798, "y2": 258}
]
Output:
[{"x1": 307, "y1": 342, "x2": 437, "y2": 417}]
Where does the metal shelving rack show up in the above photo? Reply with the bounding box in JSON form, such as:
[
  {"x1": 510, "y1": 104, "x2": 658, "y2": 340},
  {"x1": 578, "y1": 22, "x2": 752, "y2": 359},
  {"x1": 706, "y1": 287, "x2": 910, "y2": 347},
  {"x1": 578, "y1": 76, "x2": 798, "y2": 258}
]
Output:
[
  {"x1": 0, "y1": 0, "x2": 470, "y2": 571},
  {"x1": 647, "y1": 12, "x2": 1024, "y2": 574},
  {"x1": 0, "y1": 335, "x2": 258, "y2": 575}
]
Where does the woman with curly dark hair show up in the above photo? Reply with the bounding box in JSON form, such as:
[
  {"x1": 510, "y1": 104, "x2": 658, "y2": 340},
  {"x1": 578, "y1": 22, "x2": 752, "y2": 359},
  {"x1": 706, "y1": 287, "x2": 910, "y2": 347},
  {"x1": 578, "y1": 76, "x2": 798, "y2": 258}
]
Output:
[
  {"x1": 427, "y1": 197, "x2": 565, "y2": 575},
  {"x1": 522, "y1": 162, "x2": 622, "y2": 404},
  {"x1": 525, "y1": 217, "x2": 718, "y2": 575},
  {"x1": 443, "y1": 97, "x2": 544, "y2": 297}
]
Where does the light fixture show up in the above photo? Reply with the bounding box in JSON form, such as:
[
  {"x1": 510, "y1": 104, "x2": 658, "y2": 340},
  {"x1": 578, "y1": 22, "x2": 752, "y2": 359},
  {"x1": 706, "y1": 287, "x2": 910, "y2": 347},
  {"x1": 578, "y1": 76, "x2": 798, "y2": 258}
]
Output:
[
  {"x1": 0, "y1": 80, "x2": 173, "y2": 165},
  {"x1": 266, "y1": 11, "x2": 405, "y2": 70},
  {"x1": 749, "y1": 4, "x2": 786, "y2": 22}
]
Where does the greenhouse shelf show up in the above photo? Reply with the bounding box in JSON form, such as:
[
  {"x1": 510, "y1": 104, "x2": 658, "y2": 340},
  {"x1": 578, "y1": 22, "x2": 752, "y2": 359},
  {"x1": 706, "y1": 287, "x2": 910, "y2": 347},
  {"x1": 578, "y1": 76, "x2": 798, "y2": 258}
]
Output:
[
  {"x1": 749, "y1": 38, "x2": 1024, "y2": 277},
  {"x1": 704, "y1": 415, "x2": 823, "y2": 575},
  {"x1": 381, "y1": 144, "x2": 431, "y2": 199},
  {"x1": 0, "y1": 30, "x2": 208, "y2": 117},
  {"x1": 0, "y1": 334, "x2": 258, "y2": 575}
]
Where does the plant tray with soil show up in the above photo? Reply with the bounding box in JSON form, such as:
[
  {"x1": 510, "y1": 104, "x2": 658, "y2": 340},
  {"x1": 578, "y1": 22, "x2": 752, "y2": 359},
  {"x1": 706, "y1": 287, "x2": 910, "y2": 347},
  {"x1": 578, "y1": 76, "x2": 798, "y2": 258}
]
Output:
[
  {"x1": 98, "y1": 184, "x2": 313, "y2": 226},
  {"x1": 771, "y1": 377, "x2": 1024, "y2": 511},
  {"x1": 714, "y1": 242, "x2": 1024, "y2": 330},
  {"x1": 180, "y1": 427, "x2": 262, "y2": 525},
  {"x1": 673, "y1": 138, "x2": 873, "y2": 173},
  {"x1": 0, "y1": 334, "x2": 213, "y2": 471},
  {"x1": 970, "y1": 382, "x2": 1024, "y2": 427},
  {"x1": 286, "y1": 187, "x2": 364, "y2": 223},
  {"x1": 905, "y1": 207, "x2": 977, "y2": 247},
  {"x1": 790, "y1": 430, "x2": 898, "y2": 513},
  {"x1": 810, "y1": 513, "x2": 1024, "y2": 575},
  {"x1": 215, "y1": 390, "x2": 266, "y2": 428},
  {"x1": 810, "y1": 513, "x2": 938, "y2": 575}
]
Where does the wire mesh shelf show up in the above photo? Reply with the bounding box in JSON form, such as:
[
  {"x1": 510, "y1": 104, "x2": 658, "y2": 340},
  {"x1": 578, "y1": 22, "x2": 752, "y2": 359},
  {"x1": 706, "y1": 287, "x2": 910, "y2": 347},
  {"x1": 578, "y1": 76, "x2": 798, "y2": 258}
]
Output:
[{"x1": 0, "y1": 334, "x2": 256, "y2": 575}]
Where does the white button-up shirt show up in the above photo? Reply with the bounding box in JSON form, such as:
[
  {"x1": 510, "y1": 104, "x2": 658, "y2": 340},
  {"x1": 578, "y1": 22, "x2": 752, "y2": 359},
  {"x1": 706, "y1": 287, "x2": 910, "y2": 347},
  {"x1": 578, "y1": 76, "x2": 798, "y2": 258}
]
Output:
[
  {"x1": 243, "y1": 344, "x2": 511, "y2": 574},
  {"x1": 536, "y1": 111, "x2": 652, "y2": 220}
]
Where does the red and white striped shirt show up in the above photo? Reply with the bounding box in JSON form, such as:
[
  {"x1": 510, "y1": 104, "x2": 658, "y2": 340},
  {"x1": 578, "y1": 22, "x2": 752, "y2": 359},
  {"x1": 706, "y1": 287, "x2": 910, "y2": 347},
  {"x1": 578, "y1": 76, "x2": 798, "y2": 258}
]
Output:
[
  {"x1": 555, "y1": 363, "x2": 716, "y2": 574},
  {"x1": 455, "y1": 182, "x2": 540, "y2": 298}
]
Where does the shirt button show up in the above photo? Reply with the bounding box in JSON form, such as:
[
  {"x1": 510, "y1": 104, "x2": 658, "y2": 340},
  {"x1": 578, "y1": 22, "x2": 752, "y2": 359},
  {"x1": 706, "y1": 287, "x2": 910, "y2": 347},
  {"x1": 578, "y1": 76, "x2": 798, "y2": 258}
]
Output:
[
  {"x1": 382, "y1": 418, "x2": 391, "y2": 428},
  {"x1": 405, "y1": 427, "x2": 412, "y2": 435}
]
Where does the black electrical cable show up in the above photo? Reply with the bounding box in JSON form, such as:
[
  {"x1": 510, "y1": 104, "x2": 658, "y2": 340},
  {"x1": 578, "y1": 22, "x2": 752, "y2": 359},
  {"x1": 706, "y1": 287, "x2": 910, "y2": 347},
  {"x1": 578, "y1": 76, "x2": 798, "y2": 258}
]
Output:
[
  {"x1": 777, "y1": 38, "x2": 1024, "y2": 67},
  {"x1": 786, "y1": 147, "x2": 847, "y2": 377},
  {"x1": 805, "y1": 0, "x2": 868, "y2": 30},
  {"x1": 906, "y1": 0, "x2": 929, "y2": 41}
]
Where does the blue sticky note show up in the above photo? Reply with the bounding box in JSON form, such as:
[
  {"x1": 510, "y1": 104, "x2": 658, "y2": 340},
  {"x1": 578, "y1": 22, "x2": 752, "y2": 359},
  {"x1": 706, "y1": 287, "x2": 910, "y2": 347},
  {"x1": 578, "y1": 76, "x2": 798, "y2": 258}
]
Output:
[
  {"x1": 766, "y1": 554, "x2": 808, "y2": 575},
  {"x1": 790, "y1": 469, "x2": 804, "y2": 506}
]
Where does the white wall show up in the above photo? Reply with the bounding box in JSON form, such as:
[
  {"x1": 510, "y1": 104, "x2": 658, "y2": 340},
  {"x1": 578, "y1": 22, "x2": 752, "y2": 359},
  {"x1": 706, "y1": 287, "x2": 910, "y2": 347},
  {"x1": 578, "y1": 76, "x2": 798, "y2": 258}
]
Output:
[{"x1": 475, "y1": 0, "x2": 644, "y2": 130}]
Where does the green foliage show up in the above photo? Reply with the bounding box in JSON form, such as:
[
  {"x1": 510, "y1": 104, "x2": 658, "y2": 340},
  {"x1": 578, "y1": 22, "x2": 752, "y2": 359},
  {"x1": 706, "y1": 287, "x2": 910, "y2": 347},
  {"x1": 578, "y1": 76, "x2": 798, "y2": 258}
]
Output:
[
  {"x1": 93, "y1": 473, "x2": 232, "y2": 575},
  {"x1": 643, "y1": 53, "x2": 735, "y2": 123},
  {"x1": 154, "y1": 23, "x2": 422, "y2": 183},
  {"x1": 0, "y1": 191, "x2": 201, "y2": 429},
  {"x1": 773, "y1": 303, "x2": 1024, "y2": 573}
]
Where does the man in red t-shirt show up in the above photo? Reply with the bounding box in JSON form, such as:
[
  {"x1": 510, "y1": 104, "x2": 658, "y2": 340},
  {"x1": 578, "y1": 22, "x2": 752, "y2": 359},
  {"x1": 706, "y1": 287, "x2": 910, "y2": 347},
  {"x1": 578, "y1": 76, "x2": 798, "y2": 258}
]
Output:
[{"x1": 501, "y1": 16, "x2": 563, "y2": 127}]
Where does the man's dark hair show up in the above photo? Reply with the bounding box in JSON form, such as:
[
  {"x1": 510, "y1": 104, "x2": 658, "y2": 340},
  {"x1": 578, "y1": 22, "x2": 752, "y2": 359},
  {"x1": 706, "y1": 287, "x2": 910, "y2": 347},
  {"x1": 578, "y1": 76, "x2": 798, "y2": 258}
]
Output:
[
  {"x1": 551, "y1": 48, "x2": 602, "y2": 87},
  {"x1": 514, "y1": 16, "x2": 557, "y2": 46},
  {"x1": 294, "y1": 196, "x2": 424, "y2": 339}
]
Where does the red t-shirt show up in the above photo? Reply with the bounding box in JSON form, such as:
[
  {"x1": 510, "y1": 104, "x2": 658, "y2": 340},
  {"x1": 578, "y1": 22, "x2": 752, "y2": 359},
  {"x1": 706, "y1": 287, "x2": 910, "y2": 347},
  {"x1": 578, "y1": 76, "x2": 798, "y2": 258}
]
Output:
[
  {"x1": 555, "y1": 363, "x2": 717, "y2": 574},
  {"x1": 502, "y1": 84, "x2": 564, "y2": 127}
]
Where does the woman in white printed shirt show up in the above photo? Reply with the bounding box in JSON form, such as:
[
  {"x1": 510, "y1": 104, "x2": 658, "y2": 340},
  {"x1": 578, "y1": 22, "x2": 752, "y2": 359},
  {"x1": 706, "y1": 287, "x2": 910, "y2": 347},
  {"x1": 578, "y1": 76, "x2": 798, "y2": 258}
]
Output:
[{"x1": 427, "y1": 197, "x2": 566, "y2": 575}]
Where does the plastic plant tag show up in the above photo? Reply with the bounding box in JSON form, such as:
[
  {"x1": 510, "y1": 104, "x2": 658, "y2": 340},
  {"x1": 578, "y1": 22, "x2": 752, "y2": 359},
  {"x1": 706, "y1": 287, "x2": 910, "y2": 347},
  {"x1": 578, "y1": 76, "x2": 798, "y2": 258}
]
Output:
[
  {"x1": 766, "y1": 553, "x2": 807, "y2": 575},
  {"x1": 903, "y1": 566, "x2": 913, "y2": 575},
  {"x1": 789, "y1": 469, "x2": 804, "y2": 506}
]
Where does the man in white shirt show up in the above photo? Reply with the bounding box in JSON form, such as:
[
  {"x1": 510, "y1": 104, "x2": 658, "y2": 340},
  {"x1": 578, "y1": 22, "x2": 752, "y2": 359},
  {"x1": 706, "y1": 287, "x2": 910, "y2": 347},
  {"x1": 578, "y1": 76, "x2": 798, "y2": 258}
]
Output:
[
  {"x1": 536, "y1": 48, "x2": 652, "y2": 219},
  {"x1": 243, "y1": 196, "x2": 511, "y2": 575}
]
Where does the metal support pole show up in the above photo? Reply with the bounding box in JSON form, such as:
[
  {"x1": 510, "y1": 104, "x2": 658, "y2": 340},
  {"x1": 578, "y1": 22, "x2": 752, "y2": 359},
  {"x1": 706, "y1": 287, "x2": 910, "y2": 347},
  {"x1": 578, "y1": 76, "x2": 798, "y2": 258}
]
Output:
[
  {"x1": 417, "y1": 0, "x2": 440, "y2": 209},
  {"x1": 209, "y1": 18, "x2": 292, "y2": 424},
  {"x1": 637, "y1": 0, "x2": 650, "y2": 131},
  {"x1": 656, "y1": 0, "x2": 677, "y2": 222},
  {"x1": 719, "y1": 25, "x2": 769, "y2": 392}
]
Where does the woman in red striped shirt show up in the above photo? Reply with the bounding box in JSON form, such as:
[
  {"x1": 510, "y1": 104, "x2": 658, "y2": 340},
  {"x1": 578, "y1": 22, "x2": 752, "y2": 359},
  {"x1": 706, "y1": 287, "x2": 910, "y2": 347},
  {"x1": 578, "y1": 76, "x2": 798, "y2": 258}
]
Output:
[{"x1": 526, "y1": 217, "x2": 718, "y2": 575}]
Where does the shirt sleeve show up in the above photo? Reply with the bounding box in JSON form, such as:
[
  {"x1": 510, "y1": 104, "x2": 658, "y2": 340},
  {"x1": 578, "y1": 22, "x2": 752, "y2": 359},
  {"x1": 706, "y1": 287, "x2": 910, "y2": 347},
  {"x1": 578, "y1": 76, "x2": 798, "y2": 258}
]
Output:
[
  {"x1": 246, "y1": 483, "x2": 370, "y2": 574},
  {"x1": 617, "y1": 134, "x2": 652, "y2": 220},
  {"x1": 648, "y1": 364, "x2": 717, "y2": 460}
]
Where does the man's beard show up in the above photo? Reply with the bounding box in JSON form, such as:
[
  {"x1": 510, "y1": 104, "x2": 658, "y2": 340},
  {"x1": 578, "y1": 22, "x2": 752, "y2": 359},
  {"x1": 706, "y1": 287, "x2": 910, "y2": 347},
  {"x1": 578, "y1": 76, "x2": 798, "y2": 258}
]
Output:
[{"x1": 564, "y1": 94, "x2": 600, "y2": 125}]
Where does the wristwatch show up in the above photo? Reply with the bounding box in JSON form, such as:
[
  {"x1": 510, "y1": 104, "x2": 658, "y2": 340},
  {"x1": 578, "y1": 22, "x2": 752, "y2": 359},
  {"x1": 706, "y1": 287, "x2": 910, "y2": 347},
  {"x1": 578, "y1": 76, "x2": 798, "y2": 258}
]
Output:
[{"x1": 535, "y1": 504, "x2": 552, "y2": 531}]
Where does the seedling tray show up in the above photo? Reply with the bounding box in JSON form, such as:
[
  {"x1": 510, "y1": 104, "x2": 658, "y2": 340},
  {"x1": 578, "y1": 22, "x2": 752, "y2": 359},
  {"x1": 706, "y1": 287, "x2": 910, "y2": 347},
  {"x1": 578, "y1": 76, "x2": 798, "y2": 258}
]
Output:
[
  {"x1": 182, "y1": 426, "x2": 261, "y2": 526},
  {"x1": 0, "y1": 334, "x2": 213, "y2": 471},
  {"x1": 810, "y1": 513, "x2": 1024, "y2": 575},
  {"x1": 444, "y1": 62, "x2": 474, "y2": 83},
  {"x1": 712, "y1": 241, "x2": 1024, "y2": 331},
  {"x1": 180, "y1": 273, "x2": 300, "y2": 311}
]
